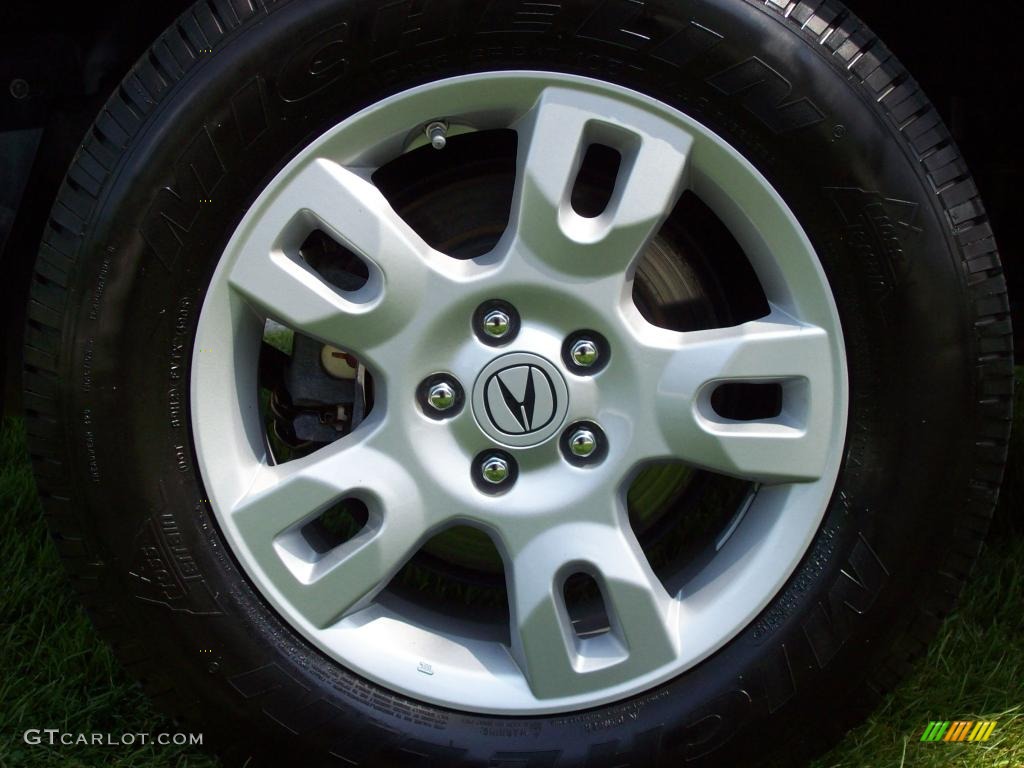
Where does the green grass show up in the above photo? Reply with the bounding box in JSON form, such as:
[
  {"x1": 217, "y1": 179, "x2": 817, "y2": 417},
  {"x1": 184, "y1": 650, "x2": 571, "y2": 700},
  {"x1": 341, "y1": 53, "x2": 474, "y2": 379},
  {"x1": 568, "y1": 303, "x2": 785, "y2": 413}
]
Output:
[
  {"x1": 809, "y1": 535, "x2": 1024, "y2": 768},
  {"x1": 0, "y1": 420, "x2": 218, "y2": 768},
  {"x1": 809, "y1": 368, "x2": 1024, "y2": 768},
  {"x1": 1, "y1": 372, "x2": 1021, "y2": 767}
]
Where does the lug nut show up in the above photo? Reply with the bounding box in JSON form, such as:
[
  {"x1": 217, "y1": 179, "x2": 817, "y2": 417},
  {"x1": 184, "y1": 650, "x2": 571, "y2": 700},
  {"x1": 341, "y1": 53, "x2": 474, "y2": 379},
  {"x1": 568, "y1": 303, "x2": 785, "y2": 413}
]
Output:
[
  {"x1": 568, "y1": 428, "x2": 597, "y2": 458},
  {"x1": 482, "y1": 309, "x2": 511, "y2": 339},
  {"x1": 426, "y1": 382, "x2": 456, "y2": 412},
  {"x1": 570, "y1": 339, "x2": 599, "y2": 368},
  {"x1": 425, "y1": 121, "x2": 448, "y2": 150},
  {"x1": 563, "y1": 331, "x2": 609, "y2": 374},
  {"x1": 560, "y1": 421, "x2": 608, "y2": 466},
  {"x1": 480, "y1": 456, "x2": 511, "y2": 484},
  {"x1": 474, "y1": 300, "x2": 520, "y2": 346},
  {"x1": 418, "y1": 374, "x2": 464, "y2": 419},
  {"x1": 473, "y1": 450, "x2": 517, "y2": 492}
]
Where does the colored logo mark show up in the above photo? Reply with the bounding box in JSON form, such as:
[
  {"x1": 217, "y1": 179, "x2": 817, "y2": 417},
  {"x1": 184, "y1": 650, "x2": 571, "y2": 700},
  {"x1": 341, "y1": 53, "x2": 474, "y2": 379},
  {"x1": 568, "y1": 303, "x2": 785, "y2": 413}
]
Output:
[{"x1": 920, "y1": 721, "x2": 997, "y2": 742}]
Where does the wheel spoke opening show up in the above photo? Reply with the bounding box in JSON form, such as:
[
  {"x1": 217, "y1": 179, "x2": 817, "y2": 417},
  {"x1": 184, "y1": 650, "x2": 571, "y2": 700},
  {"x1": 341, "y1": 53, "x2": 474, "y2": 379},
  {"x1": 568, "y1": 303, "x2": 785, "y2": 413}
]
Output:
[
  {"x1": 626, "y1": 462, "x2": 753, "y2": 597},
  {"x1": 632, "y1": 190, "x2": 769, "y2": 333},
  {"x1": 563, "y1": 571, "x2": 611, "y2": 639},
  {"x1": 259, "y1": 320, "x2": 375, "y2": 465},
  {"x1": 298, "y1": 498, "x2": 370, "y2": 555},
  {"x1": 273, "y1": 495, "x2": 375, "y2": 574},
  {"x1": 710, "y1": 382, "x2": 783, "y2": 421},
  {"x1": 301, "y1": 228, "x2": 371, "y2": 292},
  {"x1": 380, "y1": 524, "x2": 512, "y2": 645},
  {"x1": 371, "y1": 129, "x2": 518, "y2": 260},
  {"x1": 569, "y1": 143, "x2": 622, "y2": 219}
]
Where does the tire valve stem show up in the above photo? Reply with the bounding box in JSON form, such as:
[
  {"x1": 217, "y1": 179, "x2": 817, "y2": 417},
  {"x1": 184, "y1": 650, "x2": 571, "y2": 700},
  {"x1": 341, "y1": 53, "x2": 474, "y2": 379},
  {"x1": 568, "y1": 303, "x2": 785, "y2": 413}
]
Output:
[{"x1": 425, "y1": 120, "x2": 448, "y2": 150}]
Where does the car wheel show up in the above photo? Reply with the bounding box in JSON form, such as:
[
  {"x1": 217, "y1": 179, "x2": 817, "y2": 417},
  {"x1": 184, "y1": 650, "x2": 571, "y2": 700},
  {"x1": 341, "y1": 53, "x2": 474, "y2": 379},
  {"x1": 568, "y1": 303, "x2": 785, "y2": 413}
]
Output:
[{"x1": 23, "y1": 0, "x2": 1012, "y2": 765}]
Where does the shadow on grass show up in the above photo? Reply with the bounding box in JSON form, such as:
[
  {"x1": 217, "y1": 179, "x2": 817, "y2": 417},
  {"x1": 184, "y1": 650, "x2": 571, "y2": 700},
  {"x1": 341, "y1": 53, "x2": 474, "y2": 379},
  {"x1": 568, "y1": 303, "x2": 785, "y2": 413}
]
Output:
[
  {"x1": 0, "y1": 372, "x2": 1020, "y2": 767},
  {"x1": 0, "y1": 420, "x2": 218, "y2": 768}
]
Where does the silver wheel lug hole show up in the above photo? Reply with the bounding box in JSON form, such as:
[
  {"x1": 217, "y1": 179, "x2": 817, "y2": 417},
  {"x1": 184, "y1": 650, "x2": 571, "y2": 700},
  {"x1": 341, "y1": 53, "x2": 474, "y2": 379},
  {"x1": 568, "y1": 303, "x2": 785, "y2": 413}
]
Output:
[{"x1": 418, "y1": 375, "x2": 463, "y2": 419}]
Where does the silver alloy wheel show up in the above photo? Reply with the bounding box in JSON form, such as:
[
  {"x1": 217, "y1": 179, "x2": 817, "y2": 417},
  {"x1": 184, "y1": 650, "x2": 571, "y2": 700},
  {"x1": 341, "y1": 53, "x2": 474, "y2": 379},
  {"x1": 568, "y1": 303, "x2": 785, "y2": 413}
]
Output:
[{"x1": 191, "y1": 72, "x2": 848, "y2": 715}]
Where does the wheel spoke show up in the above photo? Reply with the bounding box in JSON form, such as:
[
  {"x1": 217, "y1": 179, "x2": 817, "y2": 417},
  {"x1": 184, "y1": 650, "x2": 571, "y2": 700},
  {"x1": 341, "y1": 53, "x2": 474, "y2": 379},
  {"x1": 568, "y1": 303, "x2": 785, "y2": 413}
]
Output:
[
  {"x1": 227, "y1": 159, "x2": 439, "y2": 357},
  {"x1": 643, "y1": 307, "x2": 836, "y2": 483},
  {"x1": 281, "y1": 515, "x2": 426, "y2": 629},
  {"x1": 508, "y1": 87, "x2": 693, "y2": 278},
  {"x1": 229, "y1": 437, "x2": 432, "y2": 628},
  {"x1": 506, "y1": 518, "x2": 678, "y2": 698}
]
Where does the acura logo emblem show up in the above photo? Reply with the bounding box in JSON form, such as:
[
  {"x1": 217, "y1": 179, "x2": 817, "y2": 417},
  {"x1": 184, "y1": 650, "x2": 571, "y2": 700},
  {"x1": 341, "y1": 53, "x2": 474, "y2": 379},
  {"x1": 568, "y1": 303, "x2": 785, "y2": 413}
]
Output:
[
  {"x1": 472, "y1": 353, "x2": 569, "y2": 447},
  {"x1": 485, "y1": 365, "x2": 557, "y2": 435}
]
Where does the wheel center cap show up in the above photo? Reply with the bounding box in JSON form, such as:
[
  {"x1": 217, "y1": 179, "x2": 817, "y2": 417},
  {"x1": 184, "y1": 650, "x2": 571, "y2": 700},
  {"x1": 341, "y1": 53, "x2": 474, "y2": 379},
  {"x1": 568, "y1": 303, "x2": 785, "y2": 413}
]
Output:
[{"x1": 472, "y1": 353, "x2": 569, "y2": 448}]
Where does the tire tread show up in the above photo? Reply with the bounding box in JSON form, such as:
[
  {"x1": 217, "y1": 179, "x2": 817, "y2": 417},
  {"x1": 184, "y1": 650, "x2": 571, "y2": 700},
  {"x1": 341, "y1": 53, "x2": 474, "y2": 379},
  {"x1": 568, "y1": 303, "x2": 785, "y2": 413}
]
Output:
[{"x1": 757, "y1": 0, "x2": 1013, "y2": 726}]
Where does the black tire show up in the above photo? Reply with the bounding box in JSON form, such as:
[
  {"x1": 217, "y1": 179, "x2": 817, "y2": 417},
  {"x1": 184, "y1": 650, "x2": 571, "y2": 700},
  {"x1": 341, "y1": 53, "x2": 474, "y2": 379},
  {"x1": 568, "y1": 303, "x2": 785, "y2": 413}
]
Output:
[{"x1": 22, "y1": 1, "x2": 1013, "y2": 765}]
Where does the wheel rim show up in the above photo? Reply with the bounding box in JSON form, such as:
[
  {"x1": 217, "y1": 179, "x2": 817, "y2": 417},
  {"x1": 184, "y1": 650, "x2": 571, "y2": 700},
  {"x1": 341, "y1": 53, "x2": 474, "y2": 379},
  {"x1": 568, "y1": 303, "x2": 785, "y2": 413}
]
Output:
[{"x1": 191, "y1": 71, "x2": 848, "y2": 714}]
